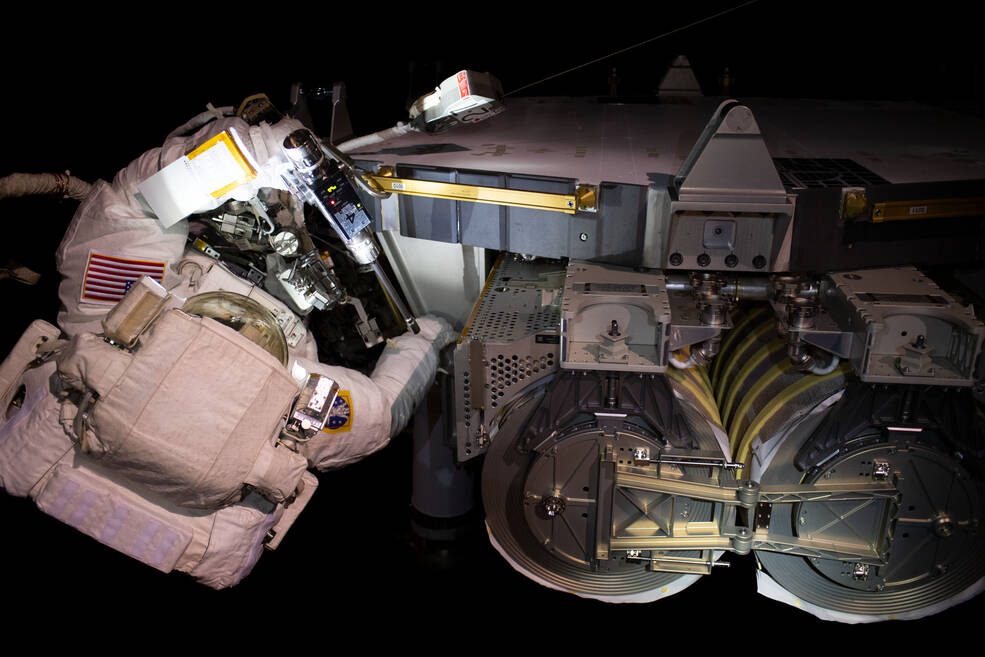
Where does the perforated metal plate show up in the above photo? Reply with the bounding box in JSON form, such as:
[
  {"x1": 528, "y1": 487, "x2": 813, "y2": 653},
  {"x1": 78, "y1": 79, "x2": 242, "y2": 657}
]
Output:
[{"x1": 455, "y1": 256, "x2": 564, "y2": 461}]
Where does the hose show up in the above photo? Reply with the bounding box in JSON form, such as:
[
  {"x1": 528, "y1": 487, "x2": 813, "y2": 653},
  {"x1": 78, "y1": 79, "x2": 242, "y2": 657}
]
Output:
[
  {"x1": 808, "y1": 354, "x2": 840, "y2": 375},
  {"x1": 336, "y1": 122, "x2": 418, "y2": 153},
  {"x1": 0, "y1": 172, "x2": 92, "y2": 201},
  {"x1": 669, "y1": 351, "x2": 696, "y2": 369},
  {"x1": 333, "y1": 123, "x2": 423, "y2": 200}
]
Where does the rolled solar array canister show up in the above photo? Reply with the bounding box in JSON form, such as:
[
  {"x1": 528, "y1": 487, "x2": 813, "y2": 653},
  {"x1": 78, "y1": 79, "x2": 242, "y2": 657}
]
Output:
[
  {"x1": 666, "y1": 355, "x2": 730, "y2": 458},
  {"x1": 709, "y1": 305, "x2": 851, "y2": 476},
  {"x1": 669, "y1": 352, "x2": 721, "y2": 427},
  {"x1": 709, "y1": 305, "x2": 985, "y2": 621}
]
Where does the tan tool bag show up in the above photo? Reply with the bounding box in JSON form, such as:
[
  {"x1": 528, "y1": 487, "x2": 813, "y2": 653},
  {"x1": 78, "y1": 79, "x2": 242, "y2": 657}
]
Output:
[
  {"x1": 0, "y1": 329, "x2": 316, "y2": 589},
  {"x1": 56, "y1": 308, "x2": 307, "y2": 509}
]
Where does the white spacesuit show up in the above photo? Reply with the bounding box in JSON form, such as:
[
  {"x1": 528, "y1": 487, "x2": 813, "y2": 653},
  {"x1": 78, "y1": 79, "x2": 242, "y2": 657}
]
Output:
[{"x1": 0, "y1": 107, "x2": 454, "y2": 588}]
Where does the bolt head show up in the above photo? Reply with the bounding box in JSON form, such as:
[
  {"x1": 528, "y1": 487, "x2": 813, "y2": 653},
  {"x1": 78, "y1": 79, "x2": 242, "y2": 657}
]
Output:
[
  {"x1": 851, "y1": 562, "x2": 870, "y2": 580},
  {"x1": 542, "y1": 495, "x2": 566, "y2": 517},
  {"x1": 934, "y1": 515, "x2": 954, "y2": 538}
]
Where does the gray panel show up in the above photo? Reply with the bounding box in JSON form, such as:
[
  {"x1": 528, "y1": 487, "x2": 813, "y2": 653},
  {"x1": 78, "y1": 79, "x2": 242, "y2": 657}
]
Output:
[
  {"x1": 664, "y1": 210, "x2": 783, "y2": 272},
  {"x1": 594, "y1": 183, "x2": 647, "y2": 265},
  {"x1": 359, "y1": 161, "x2": 649, "y2": 264},
  {"x1": 458, "y1": 201, "x2": 505, "y2": 251},
  {"x1": 506, "y1": 207, "x2": 568, "y2": 258},
  {"x1": 396, "y1": 167, "x2": 458, "y2": 243},
  {"x1": 458, "y1": 170, "x2": 509, "y2": 250},
  {"x1": 503, "y1": 175, "x2": 576, "y2": 258}
]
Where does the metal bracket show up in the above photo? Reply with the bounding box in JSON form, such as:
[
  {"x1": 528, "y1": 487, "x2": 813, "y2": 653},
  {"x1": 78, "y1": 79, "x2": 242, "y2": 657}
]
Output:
[
  {"x1": 750, "y1": 533, "x2": 887, "y2": 565},
  {"x1": 598, "y1": 449, "x2": 902, "y2": 571},
  {"x1": 598, "y1": 455, "x2": 759, "y2": 567},
  {"x1": 667, "y1": 290, "x2": 730, "y2": 352},
  {"x1": 575, "y1": 184, "x2": 598, "y2": 213},
  {"x1": 751, "y1": 480, "x2": 901, "y2": 565}
]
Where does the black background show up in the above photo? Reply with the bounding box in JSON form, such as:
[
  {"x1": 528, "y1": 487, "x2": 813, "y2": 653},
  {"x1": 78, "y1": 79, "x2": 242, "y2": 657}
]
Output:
[{"x1": 1, "y1": 0, "x2": 983, "y2": 642}]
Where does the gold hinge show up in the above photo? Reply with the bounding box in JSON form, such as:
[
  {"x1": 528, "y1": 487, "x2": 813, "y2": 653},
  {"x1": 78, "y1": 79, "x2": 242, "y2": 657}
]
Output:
[{"x1": 365, "y1": 174, "x2": 580, "y2": 214}]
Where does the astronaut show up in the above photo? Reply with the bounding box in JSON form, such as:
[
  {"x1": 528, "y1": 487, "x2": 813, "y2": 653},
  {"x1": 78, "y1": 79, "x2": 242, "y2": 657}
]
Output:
[{"x1": 0, "y1": 102, "x2": 454, "y2": 588}]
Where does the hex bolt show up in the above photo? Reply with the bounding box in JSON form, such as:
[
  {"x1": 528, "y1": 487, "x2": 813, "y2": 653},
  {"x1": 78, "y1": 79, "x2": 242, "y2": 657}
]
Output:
[
  {"x1": 579, "y1": 232, "x2": 589, "y2": 241},
  {"x1": 872, "y1": 459, "x2": 891, "y2": 481},
  {"x1": 697, "y1": 253, "x2": 711, "y2": 267},
  {"x1": 669, "y1": 252, "x2": 684, "y2": 266},
  {"x1": 542, "y1": 495, "x2": 566, "y2": 517}
]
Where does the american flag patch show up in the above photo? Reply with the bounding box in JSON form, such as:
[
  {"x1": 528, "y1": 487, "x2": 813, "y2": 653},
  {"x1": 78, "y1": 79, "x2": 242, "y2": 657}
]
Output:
[{"x1": 80, "y1": 252, "x2": 166, "y2": 304}]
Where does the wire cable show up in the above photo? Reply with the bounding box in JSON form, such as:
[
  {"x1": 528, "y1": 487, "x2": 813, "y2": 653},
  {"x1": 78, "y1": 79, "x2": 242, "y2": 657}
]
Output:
[{"x1": 505, "y1": 0, "x2": 760, "y2": 96}]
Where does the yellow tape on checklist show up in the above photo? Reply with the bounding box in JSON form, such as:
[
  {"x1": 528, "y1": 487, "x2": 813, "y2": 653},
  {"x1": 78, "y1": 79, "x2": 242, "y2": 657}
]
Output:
[
  {"x1": 186, "y1": 131, "x2": 257, "y2": 198},
  {"x1": 138, "y1": 128, "x2": 259, "y2": 227}
]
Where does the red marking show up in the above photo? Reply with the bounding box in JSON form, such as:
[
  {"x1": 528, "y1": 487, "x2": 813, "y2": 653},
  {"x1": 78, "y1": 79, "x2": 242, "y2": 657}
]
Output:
[
  {"x1": 81, "y1": 251, "x2": 165, "y2": 304},
  {"x1": 88, "y1": 253, "x2": 166, "y2": 268},
  {"x1": 82, "y1": 291, "x2": 131, "y2": 302},
  {"x1": 85, "y1": 272, "x2": 130, "y2": 283}
]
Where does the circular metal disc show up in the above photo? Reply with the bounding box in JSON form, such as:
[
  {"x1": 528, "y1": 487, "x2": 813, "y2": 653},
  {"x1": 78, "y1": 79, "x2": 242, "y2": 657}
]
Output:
[
  {"x1": 757, "y1": 430, "x2": 985, "y2": 616},
  {"x1": 482, "y1": 378, "x2": 720, "y2": 600}
]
